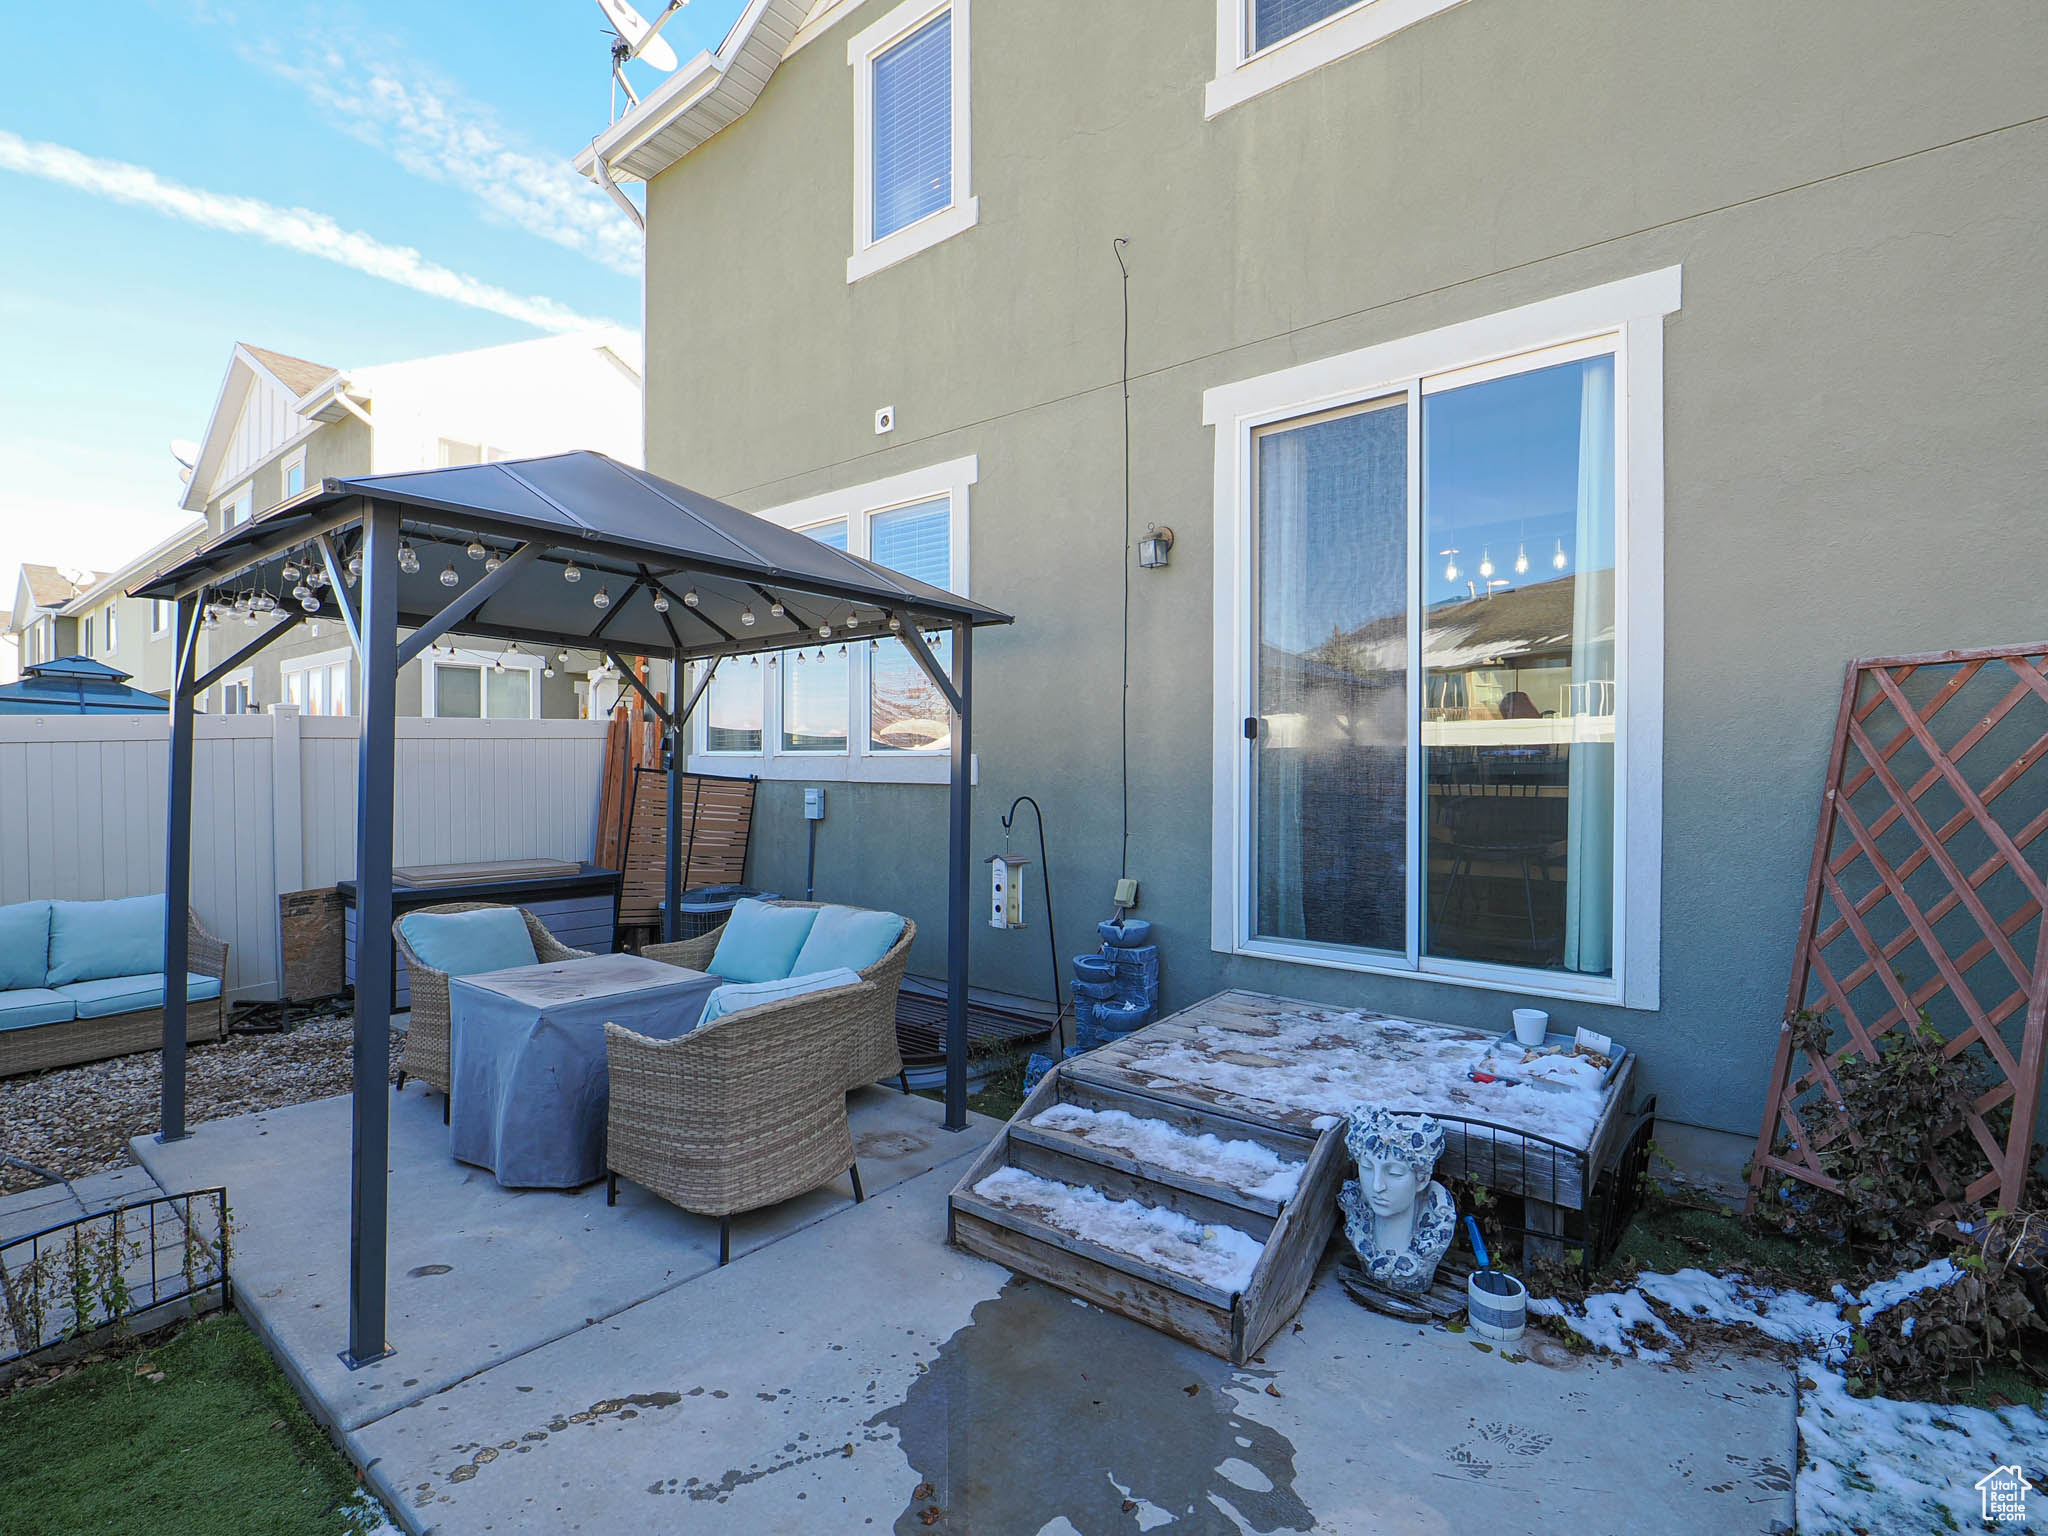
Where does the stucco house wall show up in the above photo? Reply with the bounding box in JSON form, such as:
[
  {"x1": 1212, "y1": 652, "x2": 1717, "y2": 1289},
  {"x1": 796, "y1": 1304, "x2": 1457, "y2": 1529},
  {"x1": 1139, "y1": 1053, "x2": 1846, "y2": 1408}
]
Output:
[{"x1": 628, "y1": 0, "x2": 2048, "y2": 1139}]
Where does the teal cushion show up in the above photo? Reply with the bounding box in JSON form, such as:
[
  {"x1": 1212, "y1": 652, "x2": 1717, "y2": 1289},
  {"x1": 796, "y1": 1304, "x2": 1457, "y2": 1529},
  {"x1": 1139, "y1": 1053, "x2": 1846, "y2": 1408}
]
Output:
[
  {"x1": 0, "y1": 901, "x2": 52, "y2": 991},
  {"x1": 398, "y1": 908, "x2": 538, "y2": 978},
  {"x1": 697, "y1": 967, "x2": 864, "y2": 1028},
  {"x1": 708, "y1": 900, "x2": 820, "y2": 984},
  {"x1": 0, "y1": 988, "x2": 78, "y2": 1031},
  {"x1": 54, "y1": 973, "x2": 222, "y2": 1021},
  {"x1": 47, "y1": 894, "x2": 167, "y2": 985},
  {"x1": 790, "y1": 905, "x2": 905, "y2": 977}
]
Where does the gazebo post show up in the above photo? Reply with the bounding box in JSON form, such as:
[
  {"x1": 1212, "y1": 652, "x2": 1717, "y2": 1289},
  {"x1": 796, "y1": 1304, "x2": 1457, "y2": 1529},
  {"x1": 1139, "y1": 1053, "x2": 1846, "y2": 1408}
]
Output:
[
  {"x1": 944, "y1": 621, "x2": 973, "y2": 1131},
  {"x1": 344, "y1": 503, "x2": 400, "y2": 1369},
  {"x1": 664, "y1": 657, "x2": 682, "y2": 944},
  {"x1": 157, "y1": 594, "x2": 200, "y2": 1144}
]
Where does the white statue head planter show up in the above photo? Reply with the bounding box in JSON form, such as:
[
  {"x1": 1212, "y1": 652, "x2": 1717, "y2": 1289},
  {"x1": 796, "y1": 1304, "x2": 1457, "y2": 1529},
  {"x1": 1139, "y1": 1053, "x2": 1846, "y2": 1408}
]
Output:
[{"x1": 1338, "y1": 1106, "x2": 1457, "y2": 1294}]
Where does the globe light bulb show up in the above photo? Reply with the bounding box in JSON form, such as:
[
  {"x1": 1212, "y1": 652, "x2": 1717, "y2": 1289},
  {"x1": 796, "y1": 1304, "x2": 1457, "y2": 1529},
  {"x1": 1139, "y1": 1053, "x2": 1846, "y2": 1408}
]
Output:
[
  {"x1": 592, "y1": 586, "x2": 611, "y2": 610},
  {"x1": 300, "y1": 595, "x2": 320, "y2": 614},
  {"x1": 1444, "y1": 560, "x2": 1458, "y2": 582},
  {"x1": 1553, "y1": 539, "x2": 1568, "y2": 570},
  {"x1": 846, "y1": 612, "x2": 860, "y2": 630},
  {"x1": 484, "y1": 551, "x2": 503, "y2": 573},
  {"x1": 1478, "y1": 551, "x2": 1494, "y2": 579},
  {"x1": 682, "y1": 588, "x2": 701, "y2": 608},
  {"x1": 280, "y1": 560, "x2": 301, "y2": 583},
  {"x1": 440, "y1": 563, "x2": 460, "y2": 587},
  {"x1": 466, "y1": 540, "x2": 486, "y2": 561},
  {"x1": 652, "y1": 592, "x2": 670, "y2": 614},
  {"x1": 887, "y1": 616, "x2": 903, "y2": 633},
  {"x1": 818, "y1": 623, "x2": 833, "y2": 639},
  {"x1": 740, "y1": 607, "x2": 757, "y2": 628},
  {"x1": 563, "y1": 562, "x2": 581, "y2": 584},
  {"x1": 543, "y1": 666, "x2": 555, "y2": 679},
  {"x1": 1515, "y1": 544, "x2": 1529, "y2": 575},
  {"x1": 768, "y1": 598, "x2": 785, "y2": 618}
]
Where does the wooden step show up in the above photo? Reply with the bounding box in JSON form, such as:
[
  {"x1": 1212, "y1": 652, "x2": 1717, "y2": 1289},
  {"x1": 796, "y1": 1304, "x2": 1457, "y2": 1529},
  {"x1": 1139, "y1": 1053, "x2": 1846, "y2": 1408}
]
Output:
[
  {"x1": 1007, "y1": 1102, "x2": 1303, "y2": 1221},
  {"x1": 947, "y1": 1061, "x2": 1346, "y2": 1364}
]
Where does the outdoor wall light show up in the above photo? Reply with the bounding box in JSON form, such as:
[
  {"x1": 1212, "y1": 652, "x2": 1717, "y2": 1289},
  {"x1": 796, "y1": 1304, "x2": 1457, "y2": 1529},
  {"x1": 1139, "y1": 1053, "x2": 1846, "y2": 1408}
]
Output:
[
  {"x1": 439, "y1": 563, "x2": 460, "y2": 588},
  {"x1": 1138, "y1": 524, "x2": 1176, "y2": 569},
  {"x1": 563, "y1": 562, "x2": 582, "y2": 583},
  {"x1": 652, "y1": 591, "x2": 671, "y2": 614}
]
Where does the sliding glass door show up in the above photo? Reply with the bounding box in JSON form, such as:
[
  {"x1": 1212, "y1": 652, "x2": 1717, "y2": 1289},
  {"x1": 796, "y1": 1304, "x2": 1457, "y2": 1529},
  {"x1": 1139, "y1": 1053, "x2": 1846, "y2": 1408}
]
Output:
[{"x1": 1248, "y1": 344, "x2": 1619, "y2": 983}]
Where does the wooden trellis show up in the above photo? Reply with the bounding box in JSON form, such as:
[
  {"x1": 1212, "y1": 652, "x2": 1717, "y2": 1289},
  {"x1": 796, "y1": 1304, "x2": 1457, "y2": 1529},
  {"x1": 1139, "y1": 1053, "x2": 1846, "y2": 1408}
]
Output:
[{"x1": 1750, "y1": 643, "x2": 2048, "y2": 1216}]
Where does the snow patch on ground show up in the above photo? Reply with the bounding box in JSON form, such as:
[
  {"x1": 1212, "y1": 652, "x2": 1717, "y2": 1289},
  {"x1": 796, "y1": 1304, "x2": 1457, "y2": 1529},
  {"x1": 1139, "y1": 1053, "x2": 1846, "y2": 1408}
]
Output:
[
  {"x1": 972, "y1": 1167, "x2": 1264, "y2": 1294},
  {"x1": 338, "y1": 1489, "x2": 402, "y2": 1534},
  {"x1": 1797, "y1": 1363, "x2": 2048, "y2": 1536},
  {"x1": 1028, "y1": 1103, "x2": 1304, "y2": 1203},
  {"x1": 1127, "y1": 1008, "x2": 1609, "y2": 1147},
  {"x1": 1534, "y1": 1262, "x2": 2048, "y2": 1536}
]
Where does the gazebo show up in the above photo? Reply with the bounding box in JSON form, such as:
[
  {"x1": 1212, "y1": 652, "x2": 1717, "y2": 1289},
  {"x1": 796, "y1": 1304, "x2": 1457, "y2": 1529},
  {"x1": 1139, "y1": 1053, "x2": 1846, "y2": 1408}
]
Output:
[
  {"x1": 0, "y1": 654, "x2": 171, "y2": 714},
  {"x1": 132, "y1": 450, "x2": 1012, "y2": 1366}
]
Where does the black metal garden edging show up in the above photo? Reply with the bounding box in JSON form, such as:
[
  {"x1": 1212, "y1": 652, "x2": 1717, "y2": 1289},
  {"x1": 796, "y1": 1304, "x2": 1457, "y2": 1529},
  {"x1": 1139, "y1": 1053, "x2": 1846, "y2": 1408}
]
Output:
[{"x1": 0, "y1": 1187, "x2": 230, "y2": 1368}]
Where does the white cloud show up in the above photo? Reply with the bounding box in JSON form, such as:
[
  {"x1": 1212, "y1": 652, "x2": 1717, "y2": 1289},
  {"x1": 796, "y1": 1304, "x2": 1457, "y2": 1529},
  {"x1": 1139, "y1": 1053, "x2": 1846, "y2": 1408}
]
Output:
[
  {"x1": 241, "y1": 36, "x2": 644, "y2": 277},
  {"x1": 0, "y1": 130, "x2": 613, "y2": 335}
]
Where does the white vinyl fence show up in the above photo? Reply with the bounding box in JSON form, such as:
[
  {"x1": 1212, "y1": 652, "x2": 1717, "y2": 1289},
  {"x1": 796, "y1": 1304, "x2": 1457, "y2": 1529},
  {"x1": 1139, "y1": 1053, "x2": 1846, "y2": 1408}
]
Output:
[{"x1": 0, "y1": 710, "x2": 608, "y2": 1000}]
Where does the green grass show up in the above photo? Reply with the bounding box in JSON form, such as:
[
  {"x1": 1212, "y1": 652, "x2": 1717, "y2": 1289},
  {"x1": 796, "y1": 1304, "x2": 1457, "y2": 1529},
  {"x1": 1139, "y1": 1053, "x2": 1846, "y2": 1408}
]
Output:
[
  {"x1": 0, "y1": 1313, "x2": 375, "y2": 1536},
  {"x1": 1605, "y1": 1190, "x2": 1853, "y2": 1289},
  {"x1": 913, "y1": 1057, "x2": 1031, "y2": 1124}
]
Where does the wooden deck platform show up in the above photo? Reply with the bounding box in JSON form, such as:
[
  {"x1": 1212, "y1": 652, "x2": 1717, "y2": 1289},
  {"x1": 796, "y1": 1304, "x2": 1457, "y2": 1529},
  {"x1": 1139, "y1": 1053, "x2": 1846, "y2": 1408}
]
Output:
[{"x1": 950, "y1": 990, "x2": 1642, "y2": 1361}]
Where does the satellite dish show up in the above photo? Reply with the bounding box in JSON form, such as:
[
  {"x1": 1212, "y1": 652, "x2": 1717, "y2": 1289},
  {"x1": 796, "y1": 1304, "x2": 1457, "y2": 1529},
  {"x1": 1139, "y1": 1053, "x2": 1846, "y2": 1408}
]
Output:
[
  {"x1": 170, "y1": 439, "x2": 199, "y2": 486},
  {"x1": 596, "y1": 0, "x2": 680, "y2": 73}
]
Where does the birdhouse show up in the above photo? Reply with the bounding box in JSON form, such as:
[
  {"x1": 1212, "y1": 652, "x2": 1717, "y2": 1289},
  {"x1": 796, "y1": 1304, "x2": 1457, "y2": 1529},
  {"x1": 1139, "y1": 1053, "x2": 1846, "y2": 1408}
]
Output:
[{"x1": 986, "y1": 851, "x2": 1031, "y2": 929}]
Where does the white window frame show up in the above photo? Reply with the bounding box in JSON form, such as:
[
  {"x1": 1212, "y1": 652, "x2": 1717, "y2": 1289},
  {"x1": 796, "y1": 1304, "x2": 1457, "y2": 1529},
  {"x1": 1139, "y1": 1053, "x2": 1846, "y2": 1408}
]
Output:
[
  {"x1": 216, "y1": 668, "x2": 254, "y2": 716},
  {"x1": 103, "y1": 603, "x2": 117, "y2": 654},
  {"x1": 80, "y1": 615, "x2": 93, "y2": 656},
  {"x1": 1202, "y1": 268, "x2": 1679, "y2": 1010},
  {"x1": 847, "y1": 0, "x2": 976, "y2": 284},
  {"x1": 425, "y1": 646, "x2": 541, "y2": 720},
  {"x1": 281, "y1": 645, "x2": 355, "y2": 718},
  {"x1": 283, "y1": 448, "x2": 308, "y2": 501},
  {"x1": 689, "y1": 455, "x2": 976, "y2": 786},
  {"x1": 221, "y1": 482, "x2": 254, "y2": 528},
  {"x1": 150, "y1": 598, "x2": 173, "y2": 638},
  {"x1": 1207, "y1": 0, "x2": 1469, "y2": 118}
]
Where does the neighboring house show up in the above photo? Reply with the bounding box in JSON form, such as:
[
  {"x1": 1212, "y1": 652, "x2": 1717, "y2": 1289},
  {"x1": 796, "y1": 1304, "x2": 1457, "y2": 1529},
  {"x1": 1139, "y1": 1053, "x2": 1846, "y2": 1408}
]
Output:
[
  {"x1": 58, "y1": 519, "x2": 210, "y2": 702},
  {"x1": 578, "y1": 0, "x2": 2046, "y2": 1157},
  {"x1": 7, "y1": 564, "x2": 104, "y2": 672},
  {"x1": 156, "y1": 333, "x2": 644, "y2": 717}
]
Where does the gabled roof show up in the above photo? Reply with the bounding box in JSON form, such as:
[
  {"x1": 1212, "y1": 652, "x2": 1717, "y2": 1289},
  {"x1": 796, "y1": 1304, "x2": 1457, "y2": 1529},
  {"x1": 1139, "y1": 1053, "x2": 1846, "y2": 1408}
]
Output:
[
  {"x1": 61, "y1": 520, "x2": 209, "y2": 615},
  {"x1": 575, "y1": 0, "x2": 814, "y2": 186},
  {"x1": 20, "y1": 563, "x2": 104, "y2": 609},
  {"x1": 242, "y1": 344, "x2": 337, "y2": 398}
]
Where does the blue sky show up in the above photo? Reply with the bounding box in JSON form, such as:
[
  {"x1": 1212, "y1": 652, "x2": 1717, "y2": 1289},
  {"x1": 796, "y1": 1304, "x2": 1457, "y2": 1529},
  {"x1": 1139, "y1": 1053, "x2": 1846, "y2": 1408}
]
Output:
[{"x1": 0, "y1": 0, "x2": 745, "y2": 612}]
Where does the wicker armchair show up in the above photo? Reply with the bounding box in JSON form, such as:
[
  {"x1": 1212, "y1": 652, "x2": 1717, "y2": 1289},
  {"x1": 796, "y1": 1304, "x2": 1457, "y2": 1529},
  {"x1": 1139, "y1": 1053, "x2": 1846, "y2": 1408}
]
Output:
[
  {"x1": 392, "y1": 902, "x2": 590, "y2": 1103},
  {"x1": 0, "y1": 909, "x2": 228, "y2": 1079},
  {"x1": 641, "y1": 902, "x2": 915, "y2": 1092},
  {"x1": 604, "y1": 977, "x2": 865, "y2": 1263}
]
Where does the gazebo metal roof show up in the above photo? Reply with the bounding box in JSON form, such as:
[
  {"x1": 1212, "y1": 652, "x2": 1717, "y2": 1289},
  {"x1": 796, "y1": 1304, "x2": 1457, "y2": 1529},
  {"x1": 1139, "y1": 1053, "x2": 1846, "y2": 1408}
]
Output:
[
  {"x1": 140, "y1": 451, "x2": 1007, "y2": 1369},
  {"x1": 132, "y1": 451, "x2": 1009, "y2": 665},
  {"x1": 0, "y1": 655, "x2": 169, "y2": 715}
]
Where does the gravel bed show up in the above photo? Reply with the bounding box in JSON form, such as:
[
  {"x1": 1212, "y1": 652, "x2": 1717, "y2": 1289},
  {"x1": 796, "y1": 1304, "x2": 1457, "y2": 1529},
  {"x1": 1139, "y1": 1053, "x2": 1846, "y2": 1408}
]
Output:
[{"x1": 0, "y1": 1013, "x2": 400, "y2": 1196}]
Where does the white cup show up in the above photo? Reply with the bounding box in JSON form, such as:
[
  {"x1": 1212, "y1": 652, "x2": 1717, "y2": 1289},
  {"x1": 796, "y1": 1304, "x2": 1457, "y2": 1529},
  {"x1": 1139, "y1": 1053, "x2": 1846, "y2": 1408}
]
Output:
[{"x1": 1512, "y1": 1008, "x2": 1549, "y2": 1046}]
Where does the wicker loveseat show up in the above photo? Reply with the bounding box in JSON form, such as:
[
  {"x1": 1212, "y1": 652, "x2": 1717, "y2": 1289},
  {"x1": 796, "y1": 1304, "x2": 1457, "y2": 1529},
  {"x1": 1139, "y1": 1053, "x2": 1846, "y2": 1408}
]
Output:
[
  {"x1": 641, "y1": 900, "x2": 915, "y2": 1092},
  {"x1": 604, "y1": 977, "x2": 866, "y2": 1263},
  {"x1": 0, "y1": 896, "x2": 228, "y2": 1078},
  {"x1": 392, "y1": 902, "x2": 591, "y2": 1102}
]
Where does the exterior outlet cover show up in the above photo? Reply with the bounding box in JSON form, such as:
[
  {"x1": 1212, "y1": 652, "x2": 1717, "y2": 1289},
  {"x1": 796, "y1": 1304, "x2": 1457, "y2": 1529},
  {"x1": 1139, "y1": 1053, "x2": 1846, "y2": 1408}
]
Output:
[
  {"x1": 1113, "y1": 878, "x2": 1139, "y2": 908},
  {"x1": 874, "y1": 406, "x2": 895, "y2": 434},
  {"x1": 804, "y1": 786, "x2": 826, "y2": 820}
]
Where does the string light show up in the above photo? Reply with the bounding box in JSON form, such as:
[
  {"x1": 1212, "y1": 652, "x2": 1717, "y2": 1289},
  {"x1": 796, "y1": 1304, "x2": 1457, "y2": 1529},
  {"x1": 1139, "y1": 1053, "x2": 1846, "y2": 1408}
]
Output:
[
  {"x1": 592, "y1": 586, "x2": 611, "y2": 610},
  {"x1": 280, "y1": 559, "x2": 301, "y2": 583},
  {"x1": 740, "y1": 606, "x2": 757, "y2": 627},
  {"x1": 563, "y1": 562, "x2": 582, "y2": 584},
  {"x1": 682, "y1": 588, "x2": 701, "y2": 608},
  {"x1": 887, "y1": 616, "x2": 902, "y2": 633},
  {"x1": 300, "y1": 593, "x2": 320, "y2": 614},
  {"x1": 440, "y1": 563, "x2": 460, "y2": 588},
  {"x1": 652, "y1": 592, "x2": 670, "y2": 614},
  {"x1": 1552, "y1": 539, "x2": 1568, "y2": 571},
  {"x1": 768, "y1": 597, "x2": 785, "y2": 619},
  {"x1": 484, "y1": 550, "x2": 503, "y2": 573},
  {"x1": 1478, "y1": 549, "x2": 1494, "y2": 579},
  {"x1": 1514, "y1": 543, "x2": 1530, "y2": 575},
  {"x1": 818, "y1": 623, "x2": 833, "y2": 639},
  {"x1": 466, "y1": 539, "x2": 486, "y2": 561},
  {"x1": 397, "y1": 542, "x2": 420, "y2": 575}
]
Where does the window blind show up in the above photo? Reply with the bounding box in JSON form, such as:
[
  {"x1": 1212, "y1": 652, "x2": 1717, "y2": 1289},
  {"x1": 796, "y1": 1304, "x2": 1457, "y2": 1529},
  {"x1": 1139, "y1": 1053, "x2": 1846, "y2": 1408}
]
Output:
[
  {"x1": 871, "y1": 11, "x2": 952, "y2": 240},
  {"x1": 1252, "y1": 0, "x2": 1359, "y2": 53}
]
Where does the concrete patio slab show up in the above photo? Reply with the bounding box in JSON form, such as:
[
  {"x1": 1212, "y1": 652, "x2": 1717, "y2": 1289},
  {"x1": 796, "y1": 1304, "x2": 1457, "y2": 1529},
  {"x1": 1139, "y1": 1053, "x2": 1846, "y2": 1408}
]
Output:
[
  {"x1": 351, "y1": 1162, "x2": 1796, "y2": 1536},
  {"x1": 130, "y1": 1082, "x2": 997, "y2": 1435},
  {"x1": 0, "y1": 1164, "x2": 166, "y2": 1243}
]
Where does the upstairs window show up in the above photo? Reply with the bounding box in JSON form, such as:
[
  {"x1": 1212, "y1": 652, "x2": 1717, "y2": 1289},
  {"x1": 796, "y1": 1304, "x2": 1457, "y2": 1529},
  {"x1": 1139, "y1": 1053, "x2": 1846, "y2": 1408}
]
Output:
[
  {"x1": 284, "y1": 449, "x2": 307, "y2": 499},
  {"x1": 849, "y1": 0, "x2": 975, "y2": 282},
  {"x1": 103, "y1": 604, "x2": 117, "y2": 652},
  {"x1": 1208, "y1": 0, "x2": 1470, "y2": 117}
]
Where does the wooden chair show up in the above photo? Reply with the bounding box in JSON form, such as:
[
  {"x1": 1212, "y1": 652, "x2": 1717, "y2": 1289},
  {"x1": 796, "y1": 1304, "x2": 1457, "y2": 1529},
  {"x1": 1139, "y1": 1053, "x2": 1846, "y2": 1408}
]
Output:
[
  {"x1": 641, "y1": 901, "x2": 915, "y2": 1092},
  {"x1": 604, "y1": 978, "x2": 865, "y2": 1264},
  {"x1": 391, "y1": 902, "x2": 591, "y2": 1112}
]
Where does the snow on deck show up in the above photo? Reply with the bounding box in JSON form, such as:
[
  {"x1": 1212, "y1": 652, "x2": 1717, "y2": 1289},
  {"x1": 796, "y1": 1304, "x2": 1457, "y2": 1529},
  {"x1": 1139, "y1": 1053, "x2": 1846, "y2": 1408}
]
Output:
[
  {"x1": 1113, "y1": 1004, "x2": 1611, "y2": 1149},
  {"x1": 1028, "y1": 1103, "x2": 1305, "y2": 1204},
  {"x1": 971, "y1": 1167, "x2": 1265, "y2": 1296}
]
